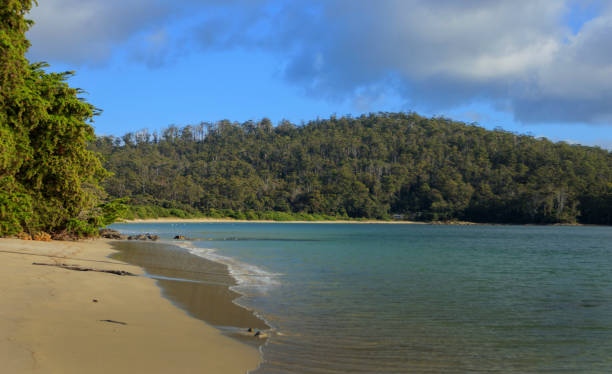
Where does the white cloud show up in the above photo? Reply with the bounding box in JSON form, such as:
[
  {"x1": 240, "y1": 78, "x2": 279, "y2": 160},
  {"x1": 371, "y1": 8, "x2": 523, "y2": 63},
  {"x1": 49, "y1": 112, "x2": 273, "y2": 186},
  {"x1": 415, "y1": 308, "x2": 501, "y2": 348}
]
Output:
[{"x1": 26, "y1": 0, "x2": 612, "y2": 125}]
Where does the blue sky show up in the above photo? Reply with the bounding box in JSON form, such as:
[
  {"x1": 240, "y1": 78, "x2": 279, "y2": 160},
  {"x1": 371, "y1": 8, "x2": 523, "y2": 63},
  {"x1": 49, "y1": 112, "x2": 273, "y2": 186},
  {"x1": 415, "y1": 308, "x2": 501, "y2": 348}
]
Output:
[{"x1": 26, "y1": 0, "x2": 612, "y2": 149}]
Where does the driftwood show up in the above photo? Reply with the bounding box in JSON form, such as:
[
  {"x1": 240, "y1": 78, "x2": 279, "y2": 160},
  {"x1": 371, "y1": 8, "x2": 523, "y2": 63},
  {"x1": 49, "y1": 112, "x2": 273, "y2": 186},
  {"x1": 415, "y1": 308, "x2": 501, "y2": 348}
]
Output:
[
  {"x1": 32, "y1": 262, "x2": 136, "y2": 276},
  {"x1": 99, "y1": 319, "x2": 127, "y2": 325}
]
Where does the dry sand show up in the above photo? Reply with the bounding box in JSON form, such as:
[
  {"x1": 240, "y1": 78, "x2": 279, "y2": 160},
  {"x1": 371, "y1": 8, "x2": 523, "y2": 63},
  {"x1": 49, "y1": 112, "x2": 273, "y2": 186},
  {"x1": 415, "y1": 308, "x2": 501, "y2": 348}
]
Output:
[{"x1": 0, "y1": 238, "x2": 261, "y2": 374}]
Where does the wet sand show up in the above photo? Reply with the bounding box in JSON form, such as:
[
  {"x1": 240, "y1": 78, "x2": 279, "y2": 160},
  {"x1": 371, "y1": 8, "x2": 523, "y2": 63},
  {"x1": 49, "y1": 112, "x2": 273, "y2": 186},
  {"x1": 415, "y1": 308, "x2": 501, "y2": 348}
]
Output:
[
  {"x1": 0, "y1": 238, "x2": 261, "y2": 374},
  {"x1": 110, "y1": 241, "x2": 268, "y2": 332}
]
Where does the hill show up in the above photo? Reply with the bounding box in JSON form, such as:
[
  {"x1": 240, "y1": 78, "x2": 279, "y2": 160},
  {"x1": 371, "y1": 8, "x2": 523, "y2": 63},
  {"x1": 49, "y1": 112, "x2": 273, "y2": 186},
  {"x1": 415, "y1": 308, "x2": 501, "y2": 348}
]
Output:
[{"x1": 91, "y1": 113, "x2": 612, "y2": 224}]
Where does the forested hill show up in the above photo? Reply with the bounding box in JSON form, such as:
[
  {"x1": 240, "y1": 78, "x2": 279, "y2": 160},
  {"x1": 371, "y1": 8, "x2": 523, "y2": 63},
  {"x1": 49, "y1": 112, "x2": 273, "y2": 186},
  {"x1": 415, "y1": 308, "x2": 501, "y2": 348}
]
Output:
[{"x1": 91, "y1": 113, "x2": 612, "y2": 224}]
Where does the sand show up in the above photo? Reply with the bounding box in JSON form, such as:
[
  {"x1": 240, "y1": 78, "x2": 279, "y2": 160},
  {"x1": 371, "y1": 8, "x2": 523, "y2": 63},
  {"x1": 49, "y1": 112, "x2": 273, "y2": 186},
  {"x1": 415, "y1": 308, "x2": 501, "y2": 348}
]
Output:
[
  {"x1": 110, "y1": 241, "x2": 269, "y2": 331},
  {"x1": 0, "y1": 238, "x2": 261, "y2": 374}
]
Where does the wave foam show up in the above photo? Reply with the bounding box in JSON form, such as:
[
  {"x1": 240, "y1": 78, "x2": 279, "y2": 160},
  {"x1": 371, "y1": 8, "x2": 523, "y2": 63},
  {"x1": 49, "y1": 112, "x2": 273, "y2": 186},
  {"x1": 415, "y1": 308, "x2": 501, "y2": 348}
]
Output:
[{"x1": 176, "y1": 242, "x2": 281, "y2": 296}]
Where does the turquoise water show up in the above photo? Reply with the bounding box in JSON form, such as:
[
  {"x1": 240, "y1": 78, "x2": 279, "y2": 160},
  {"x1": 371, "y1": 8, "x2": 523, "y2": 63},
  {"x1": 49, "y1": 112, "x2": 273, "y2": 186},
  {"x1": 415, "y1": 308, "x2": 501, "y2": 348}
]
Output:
[{"x1": 110, "y1": 223, "x2": 612, "y2": 373}]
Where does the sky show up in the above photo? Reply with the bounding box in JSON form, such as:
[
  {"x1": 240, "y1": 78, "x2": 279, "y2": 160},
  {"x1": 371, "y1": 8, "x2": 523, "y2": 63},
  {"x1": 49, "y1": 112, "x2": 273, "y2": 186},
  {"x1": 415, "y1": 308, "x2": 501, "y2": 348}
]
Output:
[{"x1": 25, "y1": 0, "x2": 612, "y2": 149}]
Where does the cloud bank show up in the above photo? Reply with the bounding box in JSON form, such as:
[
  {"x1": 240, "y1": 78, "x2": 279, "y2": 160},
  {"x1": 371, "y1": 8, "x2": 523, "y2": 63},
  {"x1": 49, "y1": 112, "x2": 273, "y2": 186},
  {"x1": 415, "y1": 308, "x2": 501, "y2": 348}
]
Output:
[{"x1": 27, "y1": 0, "x2": 612, "y2": 125}]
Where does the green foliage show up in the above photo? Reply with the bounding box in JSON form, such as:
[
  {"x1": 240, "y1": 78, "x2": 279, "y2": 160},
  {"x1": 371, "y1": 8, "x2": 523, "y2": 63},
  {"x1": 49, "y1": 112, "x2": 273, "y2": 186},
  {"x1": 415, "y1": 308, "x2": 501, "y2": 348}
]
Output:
[
  {"x1": 98, "y1": 198, "x2": 129, "y2": 226},
  {"x1": 118, "y1": 205, "x2": 353, "y2": 222},
  {"x1": 120, "y1": 204, "x2": 206, "y2": 220},
  {"x1": 0, "y1": 1, "x2": 111, "y2": 238},
  {"x1": 65, "y1": 218, "x2": 99, "y2": 238},
  {"x1": 92, "y1": 113, "x2": 612, "y2": 225},
  {"x1": 0, "y1": 176, "x2": 32, "y2": 235}
]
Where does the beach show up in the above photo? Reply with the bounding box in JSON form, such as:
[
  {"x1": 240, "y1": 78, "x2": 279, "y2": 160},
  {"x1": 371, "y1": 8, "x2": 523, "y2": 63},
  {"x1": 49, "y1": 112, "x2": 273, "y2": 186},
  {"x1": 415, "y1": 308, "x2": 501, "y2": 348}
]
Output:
[{"x1": 0, "y1": 238, "x2": 261, "y2": 374}]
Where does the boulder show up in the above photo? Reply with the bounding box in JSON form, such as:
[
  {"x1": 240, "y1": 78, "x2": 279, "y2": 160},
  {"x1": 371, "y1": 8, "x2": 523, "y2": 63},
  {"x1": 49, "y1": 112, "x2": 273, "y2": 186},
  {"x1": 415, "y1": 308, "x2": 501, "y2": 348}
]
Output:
[
  {"x1": 127, "y1": 233, "x2": 158, "y2": 241},
  {"x1": 99, "y1": 228, "x2": 123, "y2": 239},
  {"x1": 127, "y1": 235, "x2": 146, "y2": 240}
]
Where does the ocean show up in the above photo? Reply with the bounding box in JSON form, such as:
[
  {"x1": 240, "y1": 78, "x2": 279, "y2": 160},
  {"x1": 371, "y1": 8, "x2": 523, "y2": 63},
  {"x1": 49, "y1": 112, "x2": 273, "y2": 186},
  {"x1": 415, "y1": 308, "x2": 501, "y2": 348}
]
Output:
[{"x1": 109, "y1": 223, "x2": 612, "y2": 373}]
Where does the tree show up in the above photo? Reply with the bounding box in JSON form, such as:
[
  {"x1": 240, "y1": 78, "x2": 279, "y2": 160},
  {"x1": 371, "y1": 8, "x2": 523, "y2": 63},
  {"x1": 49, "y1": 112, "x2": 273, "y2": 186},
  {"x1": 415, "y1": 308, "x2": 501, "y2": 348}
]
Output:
[{"x1": 0, "y1": 0, "x2": 113, "y2": 237}]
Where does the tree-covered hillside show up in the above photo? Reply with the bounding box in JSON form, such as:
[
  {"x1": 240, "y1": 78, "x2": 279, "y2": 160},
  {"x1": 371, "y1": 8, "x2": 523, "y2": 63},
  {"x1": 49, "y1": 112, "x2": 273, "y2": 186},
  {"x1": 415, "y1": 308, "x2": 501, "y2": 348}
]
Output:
[{"x1": 92, "y1": 113, "x2": 612, "y2": 224}]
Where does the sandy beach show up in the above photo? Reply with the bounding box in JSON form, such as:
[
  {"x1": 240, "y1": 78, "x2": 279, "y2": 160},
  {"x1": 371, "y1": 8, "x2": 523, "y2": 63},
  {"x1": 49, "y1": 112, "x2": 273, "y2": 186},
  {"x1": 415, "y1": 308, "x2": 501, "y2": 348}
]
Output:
[{"x1": 0, "y1": 238, "x2": 261, "y2": 374}]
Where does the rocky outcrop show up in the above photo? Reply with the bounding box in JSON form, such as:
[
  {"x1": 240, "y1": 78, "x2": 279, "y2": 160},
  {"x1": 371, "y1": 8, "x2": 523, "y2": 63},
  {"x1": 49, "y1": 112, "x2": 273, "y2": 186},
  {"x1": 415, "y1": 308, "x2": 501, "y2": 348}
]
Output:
[
  {"x1": 99, "y1": 228, "x2": 126, "y2": 239},
  {"x1": 127, "y1": 233, "x2": 159, "y2": 241}
]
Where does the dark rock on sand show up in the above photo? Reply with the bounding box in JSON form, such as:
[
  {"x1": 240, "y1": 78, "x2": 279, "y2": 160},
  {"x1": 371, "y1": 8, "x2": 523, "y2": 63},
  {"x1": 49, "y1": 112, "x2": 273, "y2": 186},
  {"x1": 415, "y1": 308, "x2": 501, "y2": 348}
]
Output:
[{"x1": 174, "y1": 235, "x2": 185, "y2": 240}]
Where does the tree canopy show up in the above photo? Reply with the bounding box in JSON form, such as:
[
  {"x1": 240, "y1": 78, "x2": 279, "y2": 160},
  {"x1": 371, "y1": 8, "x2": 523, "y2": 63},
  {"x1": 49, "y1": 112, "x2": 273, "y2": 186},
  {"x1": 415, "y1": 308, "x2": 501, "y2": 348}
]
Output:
[
  {"x1": 0, "y1": 0, "x2": 116, "y2": 237},
  {"x1": 92, "y1": 113, "x2": 612, "y2": 225}
]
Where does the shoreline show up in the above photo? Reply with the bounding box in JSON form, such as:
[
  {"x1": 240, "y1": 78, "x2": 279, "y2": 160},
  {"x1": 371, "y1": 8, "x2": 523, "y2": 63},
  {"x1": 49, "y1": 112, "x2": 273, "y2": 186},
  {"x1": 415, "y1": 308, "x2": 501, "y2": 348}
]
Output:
[
  {"x1": 117, "y1": 217, "x2": 592, "y2": 226},
  {"x1": 0, "y1": 238, "x2": 262, "y2": 374},
  {"x1": 119, "y1": 217, "x2": 427, "y2": 224},
  {"x1": 109, "y1": 240, "x2": 269, "y2": 333}
]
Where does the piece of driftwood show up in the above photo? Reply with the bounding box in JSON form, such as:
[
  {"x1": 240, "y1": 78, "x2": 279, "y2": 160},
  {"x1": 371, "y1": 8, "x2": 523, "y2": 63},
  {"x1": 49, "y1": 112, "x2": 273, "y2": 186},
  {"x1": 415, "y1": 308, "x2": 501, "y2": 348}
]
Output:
[
  {"x1": 32, "y1": 262, "x2": 135, "y2": 276},
  {"x1": 99, "y1": 319, "x2": 127, "y2": 325}
]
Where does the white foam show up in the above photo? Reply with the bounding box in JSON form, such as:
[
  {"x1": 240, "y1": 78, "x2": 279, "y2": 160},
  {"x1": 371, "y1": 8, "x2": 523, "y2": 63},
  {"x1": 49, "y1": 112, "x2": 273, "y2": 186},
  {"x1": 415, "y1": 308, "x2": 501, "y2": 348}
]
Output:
[{"x1": 175, "y1": 242, "x2": 281, "y2": 296}]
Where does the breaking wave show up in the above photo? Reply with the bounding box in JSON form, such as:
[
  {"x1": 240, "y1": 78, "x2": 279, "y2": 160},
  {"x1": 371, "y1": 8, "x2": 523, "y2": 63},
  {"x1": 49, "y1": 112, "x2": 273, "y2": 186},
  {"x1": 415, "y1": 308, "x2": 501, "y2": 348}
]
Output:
[{"x1": 176, "y1": 242, "x2": 281, "y2": 297}]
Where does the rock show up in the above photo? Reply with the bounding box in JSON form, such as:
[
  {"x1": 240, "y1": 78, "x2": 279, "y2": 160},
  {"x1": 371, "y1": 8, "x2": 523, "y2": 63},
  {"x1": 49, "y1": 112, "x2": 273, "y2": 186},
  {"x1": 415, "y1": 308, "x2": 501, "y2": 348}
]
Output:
[
  {"x1": 127, "y1": 233, "x2": 158, "y2": 241},
  {"x1": 174, "y1": 235, "x2": 185, "y2": 240},
  {"x1": 92, "y1": 299, "x2": 98, "y2": 303},
  {"x1": 127, "y1": 235, "x2": 145, "y2": 240},
  {"x1": 17, "y1": 232, "x2": 32, "y2": 240},
  {"x1": 99, "y1": 228, "x2": 123, "y2": 239},
  {"x1": 33, "y1": 232, "x2": 52, "y2": 241},
  {"x1": 238, "y1": 328, "x2": 269, "y2": 339}
]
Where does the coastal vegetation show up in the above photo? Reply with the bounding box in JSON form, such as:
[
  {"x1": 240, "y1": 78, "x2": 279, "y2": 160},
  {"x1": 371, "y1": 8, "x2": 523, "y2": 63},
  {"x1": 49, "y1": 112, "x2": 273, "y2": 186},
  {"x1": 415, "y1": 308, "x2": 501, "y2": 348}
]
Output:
[
  {"x1": 0, "y1": 1, "x2": 120, "y2": 237},
  {"x1": 92, "y1": 113, "x2": 611, "y2": 225},
  {"x1": 121, "y1": 204, "x2": 359, "y2": 222}
]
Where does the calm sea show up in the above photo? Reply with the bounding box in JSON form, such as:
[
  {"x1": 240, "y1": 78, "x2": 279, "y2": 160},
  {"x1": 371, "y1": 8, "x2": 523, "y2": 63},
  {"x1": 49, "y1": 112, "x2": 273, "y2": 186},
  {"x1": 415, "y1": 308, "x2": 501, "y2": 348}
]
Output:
[{"x1": 109, "y1": 223, "x2": 612, "y2": 373}]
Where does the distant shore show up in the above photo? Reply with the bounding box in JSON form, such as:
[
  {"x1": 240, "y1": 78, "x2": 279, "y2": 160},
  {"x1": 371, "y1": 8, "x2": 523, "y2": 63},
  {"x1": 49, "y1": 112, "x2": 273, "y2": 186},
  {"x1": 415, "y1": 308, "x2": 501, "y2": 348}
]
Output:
[
  {"x1": 117, "y1": 217, "x2": 590, "y2": 226},
  {"x1": 0, "y1": 238, "x2": 261, "y2": 374},
  {"x1": 120, "y1": 217, "x2": 429, "y2": 224}
]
